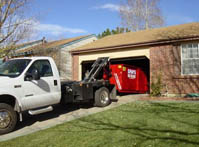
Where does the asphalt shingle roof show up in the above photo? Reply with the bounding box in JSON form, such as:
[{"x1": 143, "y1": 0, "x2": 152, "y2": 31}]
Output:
[{"x1": 74, "y1": 22, "x2": 199, "y2": 52}]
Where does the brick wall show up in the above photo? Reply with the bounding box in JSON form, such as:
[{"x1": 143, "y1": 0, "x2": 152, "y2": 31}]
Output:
[
  {"x1": 72, "y1": 54, "x2": 79, "y2": 81},
  {"x1": 150, "y1": 44, "x2": 199, "y2": 94}
]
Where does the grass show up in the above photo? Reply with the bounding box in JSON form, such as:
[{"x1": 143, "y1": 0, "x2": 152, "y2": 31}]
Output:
[{"x1": 1, "y1": 101, "x2": 199, "y2": 147}]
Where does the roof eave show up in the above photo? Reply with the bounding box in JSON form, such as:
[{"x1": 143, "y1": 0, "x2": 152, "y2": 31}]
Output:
[{"x1": 71, "y1": 36, "x2": 199, "y2": 55}]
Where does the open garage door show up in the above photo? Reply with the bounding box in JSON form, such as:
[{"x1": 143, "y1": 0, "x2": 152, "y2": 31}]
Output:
[
  {"x1": 81, "y1": 56, "x2": 149, "y2": 85},
  {"x1": 110, "y1": 56, "x2": 150, "y2": 84}
]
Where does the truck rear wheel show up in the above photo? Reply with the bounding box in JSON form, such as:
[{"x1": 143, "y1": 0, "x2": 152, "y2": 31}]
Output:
[
  {"x1": 94, "y1": 87, "x2": 110, "y2": 107},
  {"x1": 0, "y1": 103, "x2": 17, "y2": 135}
]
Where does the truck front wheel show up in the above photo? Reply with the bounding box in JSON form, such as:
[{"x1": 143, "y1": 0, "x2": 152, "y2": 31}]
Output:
[
  {"x1": 0, "y1": 103, "x2": 17, "y2": 135},
  {"x1": 94, "y1": 87, "x2": 110, "y2": 107}
]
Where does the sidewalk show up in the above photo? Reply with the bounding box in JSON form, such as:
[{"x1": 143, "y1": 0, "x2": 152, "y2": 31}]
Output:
[{"x1": 0, "y1": 94, "x2": 146, "y2": 142}]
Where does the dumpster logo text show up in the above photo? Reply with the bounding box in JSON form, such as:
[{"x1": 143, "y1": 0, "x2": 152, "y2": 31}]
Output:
[{"x1": 128, "y1": 69, "x2": 136, "y2": 79}]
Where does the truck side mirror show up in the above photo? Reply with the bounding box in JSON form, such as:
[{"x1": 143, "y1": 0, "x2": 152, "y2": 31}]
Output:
[
  {"x1": 24, "y1": 73, "x2": 32, "y2": 81},
  {"x1": 31, "y1": 68, "x2": 40, "y2": 80},
  {"x1": 24, "y1": 68, "x2": 40, "y2": 81}
]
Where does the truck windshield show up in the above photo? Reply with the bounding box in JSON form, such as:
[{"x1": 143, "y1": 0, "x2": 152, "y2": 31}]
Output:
[{"x1": 0, "y1": 59, "x2": 31, "y2": 77}]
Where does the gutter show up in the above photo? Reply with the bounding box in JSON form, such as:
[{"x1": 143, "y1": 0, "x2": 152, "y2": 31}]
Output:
[{"x1": 71, "y1": 35, "x2": 199, "y2": 55}]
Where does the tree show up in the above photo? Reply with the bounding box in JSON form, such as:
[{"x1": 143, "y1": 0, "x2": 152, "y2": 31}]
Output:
[
  {"x1": 119, "y1": 0, "x2": 164, "y2": 31},
  {"x1": 98, "y1": 27, "x2": 131, "y2": 38},
  {"x1": 0, "y1": 0, "x2": 34, "y2": 56}
]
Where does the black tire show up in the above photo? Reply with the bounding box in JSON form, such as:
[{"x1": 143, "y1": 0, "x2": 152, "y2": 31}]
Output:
[
  {"x1": 0, "y1": 103, "x2": 17, "y2": 135},
  {"x1": 94, "y1": 87, "x2": 111, "y2": 107}
]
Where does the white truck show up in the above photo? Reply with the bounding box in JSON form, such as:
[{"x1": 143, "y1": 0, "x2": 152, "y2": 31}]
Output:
[{"x1": 0, "y1": 56, "x2": 116, "y2": 134}]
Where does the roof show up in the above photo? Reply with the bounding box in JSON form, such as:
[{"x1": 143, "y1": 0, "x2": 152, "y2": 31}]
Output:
[
  {"x1": 73, "y1": 22, "x2": 199, "y2": 53},
  {"x1": 15, "y1": 35, "x2": 95, "y2": 55},
  {"x1": 15, "y1": 38, "x2": 46, "y2": 51}
]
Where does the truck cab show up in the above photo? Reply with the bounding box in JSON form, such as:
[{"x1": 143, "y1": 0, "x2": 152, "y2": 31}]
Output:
[{"x1": 0, "y1": 57, "x2": 61, "y2": 134}]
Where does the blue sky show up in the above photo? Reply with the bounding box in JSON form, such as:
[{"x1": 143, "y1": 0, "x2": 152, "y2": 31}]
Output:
[{"x1": 30, "y1": 0, "x2": 199, "y2": 40}]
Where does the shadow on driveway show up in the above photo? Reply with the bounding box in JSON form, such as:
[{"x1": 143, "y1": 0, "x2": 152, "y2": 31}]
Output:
[{"x1": 15, "y1": 103, "x2": 93, "y2": 132}]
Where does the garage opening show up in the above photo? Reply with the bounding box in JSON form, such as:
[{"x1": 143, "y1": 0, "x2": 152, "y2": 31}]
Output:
[
  {"x1": 81, "y1": 56, "x2": 150, "y2": 93},
  {"x1": 110, "y1": 56, "x2": 150, "y2": 84},
  {"x1": 81, "y1": 60, "x2": 95, "y2": 80}
]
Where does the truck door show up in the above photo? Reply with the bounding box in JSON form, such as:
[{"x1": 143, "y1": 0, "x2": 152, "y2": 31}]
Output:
[{"x1": 21, "y1": 60, "x2": 60, "y2": 110}]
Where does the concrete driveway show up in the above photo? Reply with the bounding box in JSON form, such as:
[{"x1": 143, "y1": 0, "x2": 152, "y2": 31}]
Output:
[{"x1": 0, "y1": 94, "x2": 147, "y2": 142}]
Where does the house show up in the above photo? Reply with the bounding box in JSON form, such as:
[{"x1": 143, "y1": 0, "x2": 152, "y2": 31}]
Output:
[
  {"x1": 71, "y1": 23, "x2": 199, "y2": 96},
  {"x1": 13, "y1": 37, "x2": 47, "y2": 53},
  {"x1": 14, "y1": 35, "x2": 97, "y2": 81}
]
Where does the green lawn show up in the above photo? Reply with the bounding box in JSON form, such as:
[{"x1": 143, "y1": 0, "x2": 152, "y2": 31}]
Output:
[{"x1": 1, "y1": 101, "x2": 199, "y2": 147}]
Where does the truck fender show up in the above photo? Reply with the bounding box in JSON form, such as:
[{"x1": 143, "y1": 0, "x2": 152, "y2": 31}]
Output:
[
  {"x1": 0, "y1": 90, "x2": 22, "y2": 113},
  {"x1": 0, "y1": 93, "x2": 23, "y2": 121}
]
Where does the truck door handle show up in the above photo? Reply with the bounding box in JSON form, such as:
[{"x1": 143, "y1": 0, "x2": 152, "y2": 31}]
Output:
[{"x1": 54, "y1": 80, "x2": 58, "y2": 86}]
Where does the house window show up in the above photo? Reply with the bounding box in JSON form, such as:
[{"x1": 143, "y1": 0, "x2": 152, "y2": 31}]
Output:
[{"x1": 181, "y1": 43, "x2": 199, "y2": 75}]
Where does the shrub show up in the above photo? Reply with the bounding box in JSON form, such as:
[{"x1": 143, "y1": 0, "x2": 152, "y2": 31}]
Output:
[{"x1": 150, "y1": 74, "x2": 163, "y2": 97}]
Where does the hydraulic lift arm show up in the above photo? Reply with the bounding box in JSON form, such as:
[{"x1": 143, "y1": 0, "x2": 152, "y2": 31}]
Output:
[{"x1": 83, "y1": 57, "x2": 109, "y2": 83}]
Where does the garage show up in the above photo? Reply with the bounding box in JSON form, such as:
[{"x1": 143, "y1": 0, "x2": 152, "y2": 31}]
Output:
[
  {"x1": 76, "y1": 46, "x2": 150, "y2": 80},
  {"x1": 73, "y1": 44, "x2": 150, "y2": 94},
  {"x1": 71, "y1": 31, "x2": 150, "y2": 95}
]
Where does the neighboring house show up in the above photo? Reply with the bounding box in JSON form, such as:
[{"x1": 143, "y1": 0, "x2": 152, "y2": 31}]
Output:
[
  {"x1": 15, "y1": 38, "x2": 46, "y2": 52},
  {"x1": 0, "y1": 38, "x2": 45, "y2": 58},
  {"x1": 71, "y1": 22, "x2": 199, "y2": 95},
  {"x1": 14, "y1": 35, "x2": 97, "y2": 80},
  {"x1": 10, "y1": 38, "x2": 46, "y2": 56}
]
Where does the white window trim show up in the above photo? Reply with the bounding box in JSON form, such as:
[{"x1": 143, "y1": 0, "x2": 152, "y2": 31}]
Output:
[{"x1": 181, "y1": 43, "x2": 199, "y2": 76}]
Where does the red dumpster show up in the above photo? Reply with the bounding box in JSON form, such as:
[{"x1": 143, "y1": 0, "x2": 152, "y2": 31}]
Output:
[{"x1": 104, "y1": 64, "x2": 148, "y2": 93}]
